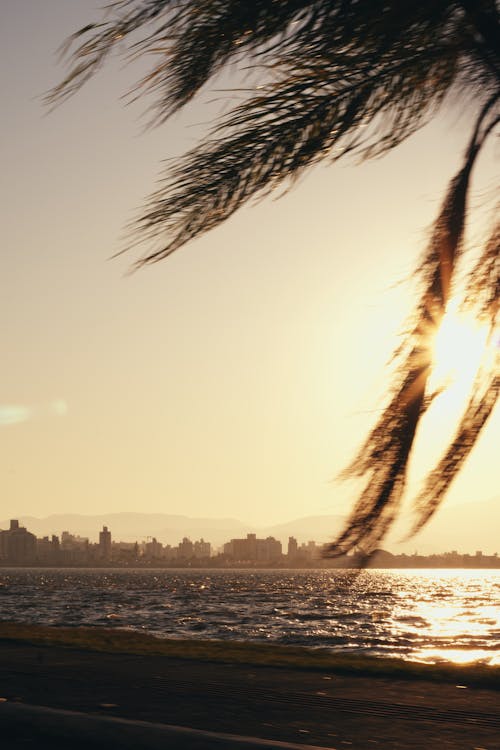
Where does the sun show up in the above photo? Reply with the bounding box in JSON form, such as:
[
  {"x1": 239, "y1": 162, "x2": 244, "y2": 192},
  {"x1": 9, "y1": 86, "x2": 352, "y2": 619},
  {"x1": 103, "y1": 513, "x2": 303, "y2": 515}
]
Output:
[
  {"x1": 407, "y1": 297, "x2": 497, "y2": 483},
  {"x1": 427, "y1": 299, "x2": 491, "y2": 400}
]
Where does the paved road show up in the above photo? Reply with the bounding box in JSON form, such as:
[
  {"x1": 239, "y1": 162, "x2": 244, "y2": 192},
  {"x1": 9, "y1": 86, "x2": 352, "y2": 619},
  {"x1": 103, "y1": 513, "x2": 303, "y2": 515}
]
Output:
[{"x1": 1, "y1": 641, "x2": 499, "y2": 749}]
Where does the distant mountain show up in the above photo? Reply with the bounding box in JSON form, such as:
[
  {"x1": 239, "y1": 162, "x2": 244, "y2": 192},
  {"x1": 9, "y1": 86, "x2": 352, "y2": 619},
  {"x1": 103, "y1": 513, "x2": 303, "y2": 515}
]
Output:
[
  {"x1": 247, "y1": 499, "x2": 500, "y2": 554},
  {"x1": 0, "y1": 513, "x2": 249, "y2": 547},
  {"x1": 398, "y1": 495, "x2": 500, "y2": 556},
  {"x1": 0, "y1": 512, "x2": 346, "y2": 549},
  {"x1": 2, "y1": 496, "x2": 498, "y2": 554},
  {"x1": 263, "y1": 515, "x2": 345, "y2": 544}
]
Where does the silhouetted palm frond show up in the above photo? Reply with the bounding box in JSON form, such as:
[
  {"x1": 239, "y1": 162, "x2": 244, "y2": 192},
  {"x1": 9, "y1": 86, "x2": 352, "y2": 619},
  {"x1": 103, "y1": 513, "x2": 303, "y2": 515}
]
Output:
[
  {"x1": 49, "y1": 1, "x2": 499, "y2": 262},
  {"x1": 325, "y1": 97, "x2": 499, "y2": 559},
  {"x1": 408, "y1": 220, "x2": 499, "y2": 534},
  {"x1": 50, "y1": 1, "x2": 500, "y2": 556},
  {"x1": 465, "y1": 220, "x2": 500, "y2": 318}
]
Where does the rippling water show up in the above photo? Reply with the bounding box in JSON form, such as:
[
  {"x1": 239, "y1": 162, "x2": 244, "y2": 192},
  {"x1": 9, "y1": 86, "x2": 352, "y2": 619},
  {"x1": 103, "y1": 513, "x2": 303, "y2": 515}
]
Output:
[{"x1": 1, "y1": 568, "x2": 498, "y2": 666}]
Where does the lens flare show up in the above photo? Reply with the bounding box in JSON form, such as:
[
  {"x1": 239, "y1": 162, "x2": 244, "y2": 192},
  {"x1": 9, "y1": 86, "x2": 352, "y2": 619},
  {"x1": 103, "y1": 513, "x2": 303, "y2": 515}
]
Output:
[
  {"x1": 0, "y1": 400, "x2": 68, "y2": 426},
  {"x1": 0, "y1": 405, "x2": 31, "y2": 426},
  {"x1": 50, "y1": 399, "x2": 68, "y2": 417}
]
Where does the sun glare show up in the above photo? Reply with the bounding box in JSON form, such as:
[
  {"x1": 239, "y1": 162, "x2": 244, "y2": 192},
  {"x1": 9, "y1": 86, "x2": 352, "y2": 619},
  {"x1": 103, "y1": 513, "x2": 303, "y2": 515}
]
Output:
[{"x1": 427, "y1": 300, "x2": 491, "y2": 399}]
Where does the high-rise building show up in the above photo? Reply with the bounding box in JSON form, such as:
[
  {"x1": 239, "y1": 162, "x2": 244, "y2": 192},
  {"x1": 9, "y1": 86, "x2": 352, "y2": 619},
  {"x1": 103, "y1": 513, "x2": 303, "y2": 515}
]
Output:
[
  {"x1": 0, "y1": 520, "x2": 37, "y2": 563},
  {"x1": 144, "y1": 537, "x2": 163, "y2": 559},
  {"x1": 36, "y1": 535, "x2": 58, "y2": 563},
  {"x1": 225, "y1": 533, "x2": 282, "y2": 562},
  {"x1": 178, "y1": 537, "x2": 194, "y2": 559},
  {"x1": 194, "y1": 538, "x2": 211, "y2": 559},
  {"x1": 256, "y1": 536, "x2": 282, "y2": 562},
  {"x1": 61, "y1": 531, "x2": 89, "y2": 549},
  {"x1": 99, "y1": 525, "x2": 112, "y2": 560},
  {"x1": 287, "y1": 536, "x2": 298, "y2": 559}
]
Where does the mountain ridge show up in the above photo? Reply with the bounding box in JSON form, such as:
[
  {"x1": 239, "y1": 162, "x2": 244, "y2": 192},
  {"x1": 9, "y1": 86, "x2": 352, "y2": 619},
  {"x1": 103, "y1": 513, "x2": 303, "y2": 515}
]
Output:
[{"x1": 3, "y1": 496, "x2": 498, "y2": 554}]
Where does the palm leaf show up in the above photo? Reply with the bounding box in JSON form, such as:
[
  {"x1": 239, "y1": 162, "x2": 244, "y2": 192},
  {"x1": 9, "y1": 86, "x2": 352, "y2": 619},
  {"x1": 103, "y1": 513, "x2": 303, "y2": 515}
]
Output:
[
  {"x1": 410, "y1": 219, "x2": 499, "y2": 533},
  {"x1": 48, "y1": 1, "x2": 499, "y2": 264},
  {"x1": 324, "y1": 97, "x2": 499, "y2": 559}
]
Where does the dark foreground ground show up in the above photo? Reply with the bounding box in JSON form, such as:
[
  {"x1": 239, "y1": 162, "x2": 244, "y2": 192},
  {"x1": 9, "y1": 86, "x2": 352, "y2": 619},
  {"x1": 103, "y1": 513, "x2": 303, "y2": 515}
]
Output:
[{"x1": 0, "y1": 632, "x2": 499, "y2": 749}]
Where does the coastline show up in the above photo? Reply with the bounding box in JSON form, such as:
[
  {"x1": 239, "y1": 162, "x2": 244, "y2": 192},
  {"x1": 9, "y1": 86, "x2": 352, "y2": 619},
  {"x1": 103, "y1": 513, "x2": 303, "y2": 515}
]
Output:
[
  {"x1": 2, "y1": 560, "x2": 500, "y2": 569},
  {"x1": 1, "y1": 623, "x2": 499, "y2": 750},
  {"x1": 1, "y1": 622, "x2": 499, "y2": 689}
]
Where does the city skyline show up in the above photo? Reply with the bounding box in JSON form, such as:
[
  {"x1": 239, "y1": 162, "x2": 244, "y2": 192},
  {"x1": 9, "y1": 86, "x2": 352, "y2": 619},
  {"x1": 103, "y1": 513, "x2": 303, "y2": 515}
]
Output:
[
  {"x1": 2, "y1": 495, "x2": 499, "y2": 557},
  {"x1": 1, "y1": 518, "x2": 498, "y2": 569}
]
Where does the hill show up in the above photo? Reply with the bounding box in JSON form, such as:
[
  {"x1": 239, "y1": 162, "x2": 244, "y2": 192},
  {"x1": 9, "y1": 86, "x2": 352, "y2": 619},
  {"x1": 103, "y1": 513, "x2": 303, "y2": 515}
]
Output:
[{"x1": 2, "y1": 497, "x2": 498, "y2": 554}]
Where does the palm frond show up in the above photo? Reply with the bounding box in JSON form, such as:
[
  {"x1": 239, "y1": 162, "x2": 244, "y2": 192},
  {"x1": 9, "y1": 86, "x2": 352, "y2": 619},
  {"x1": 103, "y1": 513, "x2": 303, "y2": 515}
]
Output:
[
  {"x1": 48, "y1": 1, "x2": 499, "y2": 265},
  {"x1": 464, "y1": 220, "x2": 500, "y2": 318},
  {"x1": 412, "y1": 371, "x2": 499, "y2": 534},
  {"x1": 408, "y1": 219, "x2": 500, "y2": 532},
  {"x1": 324, "y1": 98, "x2": 498, "y2": 559}
]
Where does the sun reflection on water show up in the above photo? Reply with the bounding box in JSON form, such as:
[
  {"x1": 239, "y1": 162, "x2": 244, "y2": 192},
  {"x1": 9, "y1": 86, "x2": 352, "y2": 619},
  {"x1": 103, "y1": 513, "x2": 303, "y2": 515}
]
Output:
[
  {"x1": 413, "y1": 648, "x2": 500, "y2": 666},
  {"x1": 386, "y1": 570, "x2": 500, "y2": 666},
  {"x1": 0, "y1": 568, "x2": 498, "y2": 666}
]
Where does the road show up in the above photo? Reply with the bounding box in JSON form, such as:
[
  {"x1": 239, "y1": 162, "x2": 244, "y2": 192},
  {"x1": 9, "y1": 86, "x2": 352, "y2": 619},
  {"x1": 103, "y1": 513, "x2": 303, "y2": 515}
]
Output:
[{"x1": 0, "y1": 641, "x2": 498, "y2": 749}]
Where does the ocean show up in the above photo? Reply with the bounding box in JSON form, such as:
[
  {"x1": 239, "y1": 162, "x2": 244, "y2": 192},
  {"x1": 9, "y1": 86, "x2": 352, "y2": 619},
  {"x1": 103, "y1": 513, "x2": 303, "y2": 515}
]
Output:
[{"x1": 1, "y1": 568, "x2": 498, "y2": 666}]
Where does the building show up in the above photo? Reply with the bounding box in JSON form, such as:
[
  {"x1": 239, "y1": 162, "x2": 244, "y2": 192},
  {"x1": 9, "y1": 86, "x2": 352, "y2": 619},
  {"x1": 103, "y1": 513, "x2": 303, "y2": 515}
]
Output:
[
  {"x1": 224, "y1": 533, "x2": 282, "y2": 563},
  {"x1": 178, "y1": 537, "x2": 194, "y2": 559},
  {"x1": 256, "y1": 536, "x2": 282, "y2": 562},
  {"x1": 298, "y1": 540, "x2": 320, "y2": 561},
  {"x1": 60, "y1": 530, "x2": 90, "y2": 564},
  {"x1": 99, "y1": 526, "x2": 112, "y2": 560},
  {"x1": 0, "y1": 520, "x2": 37, "y2": 563},
  {"x1": 61, "y1": 531, "x2": 89, "y2": 550},
  {"x1": 112, "y1": 540, "x2": 139, "y2": 564},
  {"x1": 224, "y1": 533, "x2": 256, "y2": 561},
  {"x1": 143, "y1": 537, "x2": 163, "y2": 559},
  {"x1": 162, "y1": 544, "x2": 178, "y2": 561},
  {"x1": 36, "y1": 534, "x2": 60, "y2": 564},
  {"x1": 287, "y1": 536, "x2": 298, "y2": 559},
  {"x1": 193, "y1": 538, "x2": 211, "y2": 559}
]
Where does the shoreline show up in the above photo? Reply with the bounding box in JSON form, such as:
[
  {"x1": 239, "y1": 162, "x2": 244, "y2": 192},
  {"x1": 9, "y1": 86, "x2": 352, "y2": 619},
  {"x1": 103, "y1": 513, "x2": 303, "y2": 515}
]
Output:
[
  {"x1": 0, "y1": 622, "x2": 498, "y2": 689},
  {"x1": 2, "y1": 562, "x2": 500, "y2": 569}
]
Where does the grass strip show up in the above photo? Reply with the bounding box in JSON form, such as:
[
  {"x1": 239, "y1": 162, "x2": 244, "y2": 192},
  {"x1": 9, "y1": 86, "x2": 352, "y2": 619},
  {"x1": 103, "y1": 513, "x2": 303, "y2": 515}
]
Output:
[{"x1": 0, "y1": 622, "x2": 498, "y2": 689}]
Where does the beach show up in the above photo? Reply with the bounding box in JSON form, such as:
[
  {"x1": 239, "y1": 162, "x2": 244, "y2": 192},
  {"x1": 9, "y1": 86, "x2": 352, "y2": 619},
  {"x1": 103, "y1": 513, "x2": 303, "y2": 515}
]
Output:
[{"x1": 1, "y1": 625, "x2": 499, "y2": 749}]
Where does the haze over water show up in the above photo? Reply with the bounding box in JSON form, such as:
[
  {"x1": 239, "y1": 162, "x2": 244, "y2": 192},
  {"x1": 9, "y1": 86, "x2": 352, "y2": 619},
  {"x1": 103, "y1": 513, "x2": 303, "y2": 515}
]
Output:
[{"x1": 2, "y1": 568, "x2": 498, "y2": 666}]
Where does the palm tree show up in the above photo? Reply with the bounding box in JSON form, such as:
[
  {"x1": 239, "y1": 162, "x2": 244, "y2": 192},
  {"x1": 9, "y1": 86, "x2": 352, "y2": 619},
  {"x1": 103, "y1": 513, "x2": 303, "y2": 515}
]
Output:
[{"x1": 49, "y1": 1, "x2": 499, "y2": 560}]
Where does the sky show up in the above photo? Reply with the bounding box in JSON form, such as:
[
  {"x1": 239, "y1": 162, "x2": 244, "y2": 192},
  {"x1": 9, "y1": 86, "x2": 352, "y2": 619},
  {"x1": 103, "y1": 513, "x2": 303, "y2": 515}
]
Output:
[{"x1": 1, "y1": 1, "x2": 498, "y2": 545}]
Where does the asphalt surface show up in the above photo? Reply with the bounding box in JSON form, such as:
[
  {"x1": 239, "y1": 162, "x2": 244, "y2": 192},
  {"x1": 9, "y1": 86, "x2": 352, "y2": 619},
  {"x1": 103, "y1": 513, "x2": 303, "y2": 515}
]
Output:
[{"x1": 0, "y1": 641, "x2": 499, "y2": 749}]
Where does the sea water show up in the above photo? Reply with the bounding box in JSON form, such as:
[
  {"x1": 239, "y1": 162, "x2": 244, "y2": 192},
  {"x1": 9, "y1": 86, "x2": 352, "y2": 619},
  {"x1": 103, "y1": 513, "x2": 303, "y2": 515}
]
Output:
[{"x1": 1, "y1": 568, "x2": 498, "y2": 665}]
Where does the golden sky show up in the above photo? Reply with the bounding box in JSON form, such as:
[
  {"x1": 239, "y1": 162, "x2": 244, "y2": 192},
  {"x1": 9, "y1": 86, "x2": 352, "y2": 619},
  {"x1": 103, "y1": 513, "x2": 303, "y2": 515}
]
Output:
[{"x1": 2, "y1": 1, "x2": 498, "y2": 544}]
